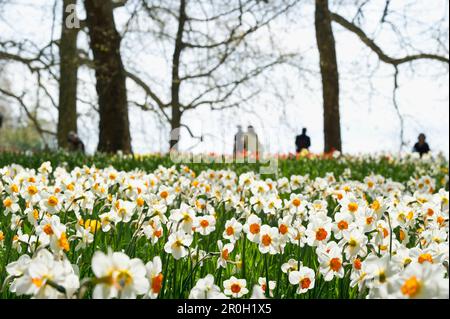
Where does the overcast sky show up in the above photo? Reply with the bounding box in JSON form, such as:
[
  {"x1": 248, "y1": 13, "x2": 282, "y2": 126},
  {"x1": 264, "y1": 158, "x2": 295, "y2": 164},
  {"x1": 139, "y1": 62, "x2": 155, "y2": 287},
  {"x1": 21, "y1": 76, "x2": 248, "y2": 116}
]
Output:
[{"x1": 0, "y1": 0, "x2": 448, "y2": 157}]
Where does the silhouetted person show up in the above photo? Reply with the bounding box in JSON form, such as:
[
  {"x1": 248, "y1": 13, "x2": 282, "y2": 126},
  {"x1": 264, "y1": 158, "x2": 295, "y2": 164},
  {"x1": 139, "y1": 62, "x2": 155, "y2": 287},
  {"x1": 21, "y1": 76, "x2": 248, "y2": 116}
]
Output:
[
  {"x1": 234, "y1": 125, "x2": 245, "y2": 156},
  {"x1": 67, "y1": 131, "x2": 85, "y2": 153},
  {"x1": 413, "y1": 133, "x2": 430, "y2": 157},
  {"x1": 0, "y1": 113, "x2": 3, "y2": 129},
  {"x1": 296, "y1": 128, "x2": 311, "y2": 153},
  {"x1": 245, "y1": 125, "x2": 261, "y2": 155}
]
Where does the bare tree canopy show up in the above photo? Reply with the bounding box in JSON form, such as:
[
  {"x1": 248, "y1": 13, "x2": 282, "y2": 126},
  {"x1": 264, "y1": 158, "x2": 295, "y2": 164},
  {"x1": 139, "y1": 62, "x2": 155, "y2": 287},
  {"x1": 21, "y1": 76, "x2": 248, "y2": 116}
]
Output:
[{"x1": 0, "y1": 0, "x2": 448, "y2": 155}]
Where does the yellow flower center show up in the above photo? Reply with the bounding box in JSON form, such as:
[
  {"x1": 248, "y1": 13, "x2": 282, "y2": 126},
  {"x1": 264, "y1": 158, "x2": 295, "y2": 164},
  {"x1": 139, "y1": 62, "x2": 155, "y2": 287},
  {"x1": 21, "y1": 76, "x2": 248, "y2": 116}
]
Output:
[
  {"x1": 401, "y1": 276, "x2": 421, "y2": 298},
  {"x1": 262, "y1": 234, "x2": 272, "y2": 247},
  {"x1": 315, "y1": 228, "x2": 328, "y2": 241},
  {"x1": 348, "y1": 202, "x2": 359, "y2": 213},
  {"x1": 330, "y1": 258, "x2": 342, "y2": 272},
  {"x1": 279, "y1": 224, "x2": 288, "y2": 235},
  {"x1": 249, "y1": 223, "x2": 260, "y2": 235},
  {"x1": 371, "y1": 200, "x2": 380, "y2": 211},
  {"x1": 136, "y1": 198, "x2": 145, "y2": 207},
  {"x1": 151, "y1": 273, "x2": 164, "y2": 294},
  {"x1": 116, "y1": 270, "x2": 133, "y2": 289},
  {"x1": 84, "y1": 219, "x2": 101, "y2": 233},
  {"x1": 31, "y1": 277, "x2": 44, "y2": 288},
  {"x1": 378, "y1": 271, "x2": 386, "y2": 283},
  {"x1": 222, "y1": 249, "x2": 229, "y2": 260},
  {"x1": 418, "y1": 253, "x2": 433, "y2": 264},
  {"x1": 300, "y1": 277, "x2": 311, "y2": 289},
  {"x1": 348, "y1": 238, "x2": 358, "y2": 247},
  {"x1": 338, "y1": 220, "x2": 348, "y2": 230},
  {"x1": 172, "y1": 239, "x2": 184, "y2": 248},
  {"x1": 160, "y1": 191, "x2": 169, "y2": 199},
  {"x1": 27, "y1": 185, "x2": 38, "y2": 195},
  {"x1": 3, "y1": 198, "x2": 12, "y2": 208},
  {"x1": 43, "y1": 224, "x2": 54, "y2": 235},
  {"x1": 231, "y1": 283, "x2": 241, "y2": 294},
  {"x1": 47, "y1": 196, "x2": 59, "y2": 207},
  {"x1": 11, "y1": 184, "x2": 19, "y2": 193},
  {"x1": 58, "y1": 232, "x2": 70, "y2": 251}
]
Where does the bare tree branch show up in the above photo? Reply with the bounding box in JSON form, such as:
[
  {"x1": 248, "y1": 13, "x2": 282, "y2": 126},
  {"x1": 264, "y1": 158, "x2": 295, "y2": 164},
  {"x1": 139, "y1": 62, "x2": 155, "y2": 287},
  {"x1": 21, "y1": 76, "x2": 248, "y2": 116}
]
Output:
[
  {"x1": 330, "y1": 12, "x2": 450, "y2": 65},
  {"x1": 392, "y1": 66, "x2": 406, "y2": 153},
  {"x1": 0, "y1": 88, "x2": 56, "y2": 148}
]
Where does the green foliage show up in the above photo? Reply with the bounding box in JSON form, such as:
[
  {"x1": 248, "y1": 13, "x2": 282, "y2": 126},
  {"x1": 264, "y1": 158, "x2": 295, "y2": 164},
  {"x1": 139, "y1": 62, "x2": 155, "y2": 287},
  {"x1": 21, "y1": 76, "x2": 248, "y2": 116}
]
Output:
[
  {"x1": 0, "y1": 151, "x2": 447, "y2": 186},
  {"x1": 0, "y1": 126, "x2": 45, "y2": 152}
]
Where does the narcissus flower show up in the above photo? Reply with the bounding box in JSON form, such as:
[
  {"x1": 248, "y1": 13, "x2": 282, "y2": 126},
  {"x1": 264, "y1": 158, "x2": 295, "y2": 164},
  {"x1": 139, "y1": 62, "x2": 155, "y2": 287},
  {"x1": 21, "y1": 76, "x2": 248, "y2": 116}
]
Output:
[
  {"x1": 74, "y1": 224, "x2": 94, "y2": 251},
  {"x1": 39, "y1": 193, "x2": 62, "y2": 214},
  {"x1": 305, "y1": 217, "x2": 332, "y2": 247},
  {"x1": 8, "y1": 249, "x2": 79, "y2": 299},
  {"x1": 164, "y1": 230, "x2": 193, "y2": 260},
  {"x1": 111, "y1": 200, "x2": 136, "y2": 223},
  {"x1": 258, "y1": 225, "x2": 280, "y2": 255},
  {"x1": 194, "y1": 215, "x2": 216, "y2": 236},
  {"x1": 2, "y1": 196, "x2": 20, "y2": 214},
  {"x1": 390, "y1": 263, "x2": 448, "y2": 299},
  {"x1": 0, "y1": 156, "x2": 448, "y2": 300},
  {"x1": 217, "y1": 240, "x2": 234, "y2": 269},
  {"x1": 243, "y1": 214, "x2": 262, "y2": 243},
  {"x1": 223, "y1": 218, "x2": 243, "y2": 242},
  {"x1": 223, "y1": 276, "x2": 248, "y2": 298},
  {"x1": 142, "y1": 219, "x2": 164, "y2": 244},
  {"x1": 257, "y1": 277, "x2": 276, "y2": 297},
  {"x1": 92, "y1": 250, "x2": 149, "y2": 299},
  {"x1": 289, "y1": 266, "x2": 315, "y2": 294},
  {"x1": 318, "y1": 242, "x2": 345, "y2": 281},
  {"x1": 170, "y1": 203, "x2": 196, "y2": 233},
  {"x1": 189, "y1": 274, "x2": 226, "y2": 299},
  {"x1": 364, "y1": 254, "x2": 400, "y2": 289},
  {"x1": 145, "y1": 256, "x2": 163, "y2": 299},
  {"x1": 281, "y1": 259, "x2": 299, "y2": 274},
  {"x1": 341, "y1": 228, "x2": 368, "y2": 259}
]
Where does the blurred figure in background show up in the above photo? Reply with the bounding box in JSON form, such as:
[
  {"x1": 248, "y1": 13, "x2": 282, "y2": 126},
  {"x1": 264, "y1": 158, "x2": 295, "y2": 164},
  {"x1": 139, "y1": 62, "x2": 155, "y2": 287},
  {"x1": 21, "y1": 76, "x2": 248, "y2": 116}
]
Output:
[
  {"x1": 234, "y1": 125, "x2": 245, "y2": 157},
  {"x1": 67, "y1": 131, "x2": 85, "y2": 153},
  {"x1": 245, "y1": 125, "x2": 262, "y2": 156},
  {"x1": 413, "y1": 133, "x2": 430, "y2": 157},
  {"x1": 296, "y1": 128, "x2": 311, "y2": 153}
]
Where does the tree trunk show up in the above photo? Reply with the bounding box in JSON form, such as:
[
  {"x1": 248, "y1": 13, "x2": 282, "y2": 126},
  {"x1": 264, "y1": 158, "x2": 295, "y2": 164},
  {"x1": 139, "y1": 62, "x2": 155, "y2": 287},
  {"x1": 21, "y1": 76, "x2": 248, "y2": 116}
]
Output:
[
  {"x1": 84, "y1": 0, "x2": 132, "y2": 154},
  {"x1": 57, "y1": 0, "x2": 79, "y2": 149},
  {"x1": 169, "y1": 0, "x2": 187, "y2": 151},
  {"x1": 169, "y1": 107, "x2": 182, "y2": 150},
  {"x1": 315, "y1": 0, "x2": 342, "y2": 153}
]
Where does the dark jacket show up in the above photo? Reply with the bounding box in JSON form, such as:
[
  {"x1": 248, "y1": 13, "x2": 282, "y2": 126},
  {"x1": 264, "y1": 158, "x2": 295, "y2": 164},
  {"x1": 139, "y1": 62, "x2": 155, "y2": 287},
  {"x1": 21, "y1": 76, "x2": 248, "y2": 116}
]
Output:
[
  {"x1": 296, "y1": 134, "x2": 311, "y2": 152},
  {"x1": 413, "y1": 142, "x2": 430, "y2": 157}
]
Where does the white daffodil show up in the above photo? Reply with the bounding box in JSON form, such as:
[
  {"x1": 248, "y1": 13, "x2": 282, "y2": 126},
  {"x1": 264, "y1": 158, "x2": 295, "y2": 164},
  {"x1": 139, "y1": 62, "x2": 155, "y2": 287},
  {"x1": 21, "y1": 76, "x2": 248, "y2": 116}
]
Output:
[
  {"x1": 189, "y1": 274, "x2": 225, "y2": 299},
  {"x1": 223, "y1": 276, "x2": 248, "y2": 298},
  {"x1": 91, "y1": 250, "x2": 149, "y2": 299},
  {"x1": 163, "y1": 230, "x2": 193, "y2": 260},
  {"x1": 145, "y1": 256, "x2": 163, "y2": 299},
  {"x1": 289, "y1": 266, "x2": 315, "y2": 294}
]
